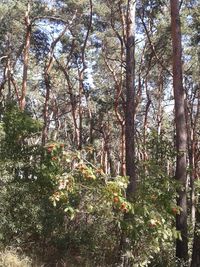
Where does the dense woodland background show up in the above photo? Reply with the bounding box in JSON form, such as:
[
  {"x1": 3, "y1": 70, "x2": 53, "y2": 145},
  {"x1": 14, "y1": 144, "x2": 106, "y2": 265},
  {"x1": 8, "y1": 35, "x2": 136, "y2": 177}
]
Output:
[{"x1": 0, "y1": 0, "x2": 199, "y2": 266}]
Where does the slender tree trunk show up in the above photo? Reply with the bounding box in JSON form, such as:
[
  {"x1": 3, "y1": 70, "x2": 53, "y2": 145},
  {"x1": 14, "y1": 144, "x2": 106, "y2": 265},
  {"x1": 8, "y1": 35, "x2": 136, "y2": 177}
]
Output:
[
  {"x1": 125, "y1": 0, "x2": 136, "y2": 198},
  {"x1": 7, "y1": 58, "x2": 11, "y2": 99},
  {"x1": 121, "y1": 123, "x2": 126, "y2": 176},
  {"x1": 78, "y1": 71, "x2": 84, "y2": 150},
  {"x1": 41, "y1": 25, "x2": 68, "y2": 145},
  {"x1": 185, "y1": 98, "x2": 195, "y2": 225},
  {"x1": 54, "y1": 58, "x2": 79, "y2": 147},
  {"x1": 20, "y1": 3, "x2": 31, "y2": 111},
  {"x1": 10, "y1": 75, "x2": 20, "y2": 105},
  {"x1": 76, "y1": 0, "x2": 92, "y2": 150},
  {"x1": 118, "y1": 1, "x2": 136, "y2": 261},
  {"x1": 143, "y1": 90, "x2": 151, "y2": 162},
  {"x1": 191, "y1": 78, "x2": 200, "y2": 267},
  {"x1": 157, "y1": 71, "x2": 163, "y2": 137},
  {"x1": 191, "y1": 208, "x2": 200, "y2": 267},
  {"x1": 170, "y1": 0, "x2": 188, "y2": 262},
  {"x1": 42, "y1": 72, "x2": 50, "y2": 146},
  {"x1": 88, "y1": 106, "x2": 94, "y2": 145}
]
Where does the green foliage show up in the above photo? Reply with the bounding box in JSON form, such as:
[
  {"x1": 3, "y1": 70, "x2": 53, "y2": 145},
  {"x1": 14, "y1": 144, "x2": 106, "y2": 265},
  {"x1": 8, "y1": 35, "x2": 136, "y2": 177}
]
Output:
[
  {"x1": 1, "y1": 103, "x2": 42, "y2": 161},
  {"x1": 42, "y1": 135, "x2": 180, "y2": 266},
  {"x1": 118, "y1": 170, "x2": 179, "y2": 265},
  {"x1": 0, "y1": 107, "x2": 183, "y2": 266},
  {"x1": 0, "y1": 104, "x2": 66, "y2": 265}
]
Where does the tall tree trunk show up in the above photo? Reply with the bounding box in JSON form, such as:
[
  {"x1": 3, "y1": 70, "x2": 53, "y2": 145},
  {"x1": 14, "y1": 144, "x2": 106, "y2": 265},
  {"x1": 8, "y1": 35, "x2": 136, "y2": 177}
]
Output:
[
  {"x1": 191, "y1": 208, "x2": 200, "y2": 267},
  {"x1": 170, "y1": 0, "x2": 188, "y2": 262},
  {"x1": 20, "y1": 3, "x2": 31, "y2": 111},
  {"x1": 77, "y1": 0, "x2": 92, "y2": 150},
  {"x1": 191, "y1": 75, "x2": 200, "y2": 267},
  {"x1": 125, "y1": 0, "x2": 136, "y2": 198},
  {"x1": 119, "y1": 1, "x2": 136, "y2": 260}
]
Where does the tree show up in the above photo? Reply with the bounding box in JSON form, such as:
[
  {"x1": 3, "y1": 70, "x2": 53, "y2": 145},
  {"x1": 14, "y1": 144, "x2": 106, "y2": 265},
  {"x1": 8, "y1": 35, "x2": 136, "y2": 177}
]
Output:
[
  {"x1": 170, "y1": 0, "x2": 188, "y2": 262},
  {"x1": 125, "y1": 0, "x2": 137, "y2": 198}
]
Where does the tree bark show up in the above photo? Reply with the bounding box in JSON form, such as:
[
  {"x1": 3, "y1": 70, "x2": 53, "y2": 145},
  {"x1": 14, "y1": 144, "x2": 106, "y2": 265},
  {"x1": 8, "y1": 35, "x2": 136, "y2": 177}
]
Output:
[
  {"x1": 20, "y1": 3, "x2": 31, "y2": 111},
  {"x1": 125, "y1": 0, "x2": 136, "y2": 198},
  {"x1": 42, "y1": 71, "x2": 50, "y2": 146},
  {"x1": 76, "y1": 0, "x2": 92, "y2": 150},
  {"x1": 170, "y1": 0, "x2": 188, "y2": 262},
  {"x1": 191, "y1": 208, "x2": 200, "y2": 267},
  {"x1": 191, "y1": 70, "x2": 200, "y2": 267}
]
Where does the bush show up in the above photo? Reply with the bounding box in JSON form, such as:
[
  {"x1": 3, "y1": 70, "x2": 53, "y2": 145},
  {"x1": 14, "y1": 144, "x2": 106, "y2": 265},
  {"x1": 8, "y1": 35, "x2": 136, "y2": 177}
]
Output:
[{"x1": 0, "y1": 248, "x2": 31, "y2": 267}]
